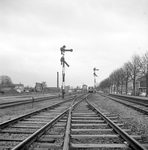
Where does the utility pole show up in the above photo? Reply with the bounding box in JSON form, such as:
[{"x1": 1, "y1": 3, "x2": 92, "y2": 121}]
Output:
[
  {"x1": 93, "y1": 67, "x2": 99, "y2": 92},
  {"x1": 60, "y1": 45, "x2": 73, "y2": 99}
]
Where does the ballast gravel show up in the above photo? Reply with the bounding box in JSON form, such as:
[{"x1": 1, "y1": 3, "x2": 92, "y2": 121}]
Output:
[{"x1": 91, "y1": 94, "x2": 148, "y2": 143}]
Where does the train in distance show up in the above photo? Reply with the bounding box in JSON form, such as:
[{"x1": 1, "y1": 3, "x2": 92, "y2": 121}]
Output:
[{"x1": 88, "y1": 86, "x2": 95, "y2": 93}]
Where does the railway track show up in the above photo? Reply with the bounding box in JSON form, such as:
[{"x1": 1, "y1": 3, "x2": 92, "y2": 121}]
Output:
[
  {"x1": 0, "y1": 94, "x2": 75, "y2": 109},
  {"x1": 0, "y1": 94, "x2": 85, "y2": 149},
  {"x1": 100, "y1": 93, "x2": 148, "y2": 116},
  {"x1": 5, "y1": 94, "x2": 147, "y2": 150},
  {"x1": 109, "y1": 94, "x2": 148, "y2": 106},
  {"x1": 0, "y1": 95, "x2": 56, "y2": 108}
]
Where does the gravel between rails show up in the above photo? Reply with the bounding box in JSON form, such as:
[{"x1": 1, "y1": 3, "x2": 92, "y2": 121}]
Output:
[
  {"x1": 0, "y1": 97, "x2": 64, "y2": 123},
  {"x1": 91, "y1": 94, "x2": 148, "y2": 143}
]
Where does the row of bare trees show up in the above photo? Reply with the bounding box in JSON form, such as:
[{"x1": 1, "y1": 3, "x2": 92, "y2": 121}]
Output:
[{"x1": 97, "y1": 52, "x2": 148, "y2": 96}]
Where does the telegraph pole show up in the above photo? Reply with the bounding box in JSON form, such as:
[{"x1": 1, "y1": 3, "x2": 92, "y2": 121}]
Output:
[
  {"x1": 93, "y1": 67, "x2": 99, "y2": 92},
  {"x1": 60, "y1": 45, "x2": 73, "y2": 99}
]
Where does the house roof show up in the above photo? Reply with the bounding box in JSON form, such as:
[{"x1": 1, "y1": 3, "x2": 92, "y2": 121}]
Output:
[{"x1": 137, "y1": 76, "x2": 146, "y2": 82}]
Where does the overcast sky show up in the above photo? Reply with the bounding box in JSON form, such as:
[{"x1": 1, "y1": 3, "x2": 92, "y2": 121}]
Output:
[{"x1": 0, "y1": 0, "x2": 148, "y2": 88}]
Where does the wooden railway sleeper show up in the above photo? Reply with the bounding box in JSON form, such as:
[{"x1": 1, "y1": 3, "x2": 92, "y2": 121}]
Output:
[{"x1": 87, "y1": 99, "x2": 147, "y2": 150}]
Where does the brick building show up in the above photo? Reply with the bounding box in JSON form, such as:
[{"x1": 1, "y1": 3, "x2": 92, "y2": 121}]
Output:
[{"x1": 136, "y1": 76, "x2": 146, "y2": 95}]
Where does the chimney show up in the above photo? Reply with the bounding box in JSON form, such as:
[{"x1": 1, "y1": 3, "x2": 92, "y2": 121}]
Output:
[{"x1": 57, "y1": 72, "x2": 59, "y2": 89}]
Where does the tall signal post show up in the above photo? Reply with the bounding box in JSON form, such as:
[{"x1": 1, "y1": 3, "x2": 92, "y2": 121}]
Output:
[
  {"x1": 60, "y1": 45, "x2": 73, "y2": 99},
  {"x1": 93, "y1": 67, "x2": 99, "y2": 92}
]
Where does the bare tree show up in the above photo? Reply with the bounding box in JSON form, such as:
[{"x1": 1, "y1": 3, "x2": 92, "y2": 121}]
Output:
[
  {"x1": 98, "y1": 53, "x2": 144, "y2": 96},
  {"x1": 122, "y1": 63, "x2": 131, "y2": 94},
  {"x1": 139, "y1": 52, "x2": 148, "y2": 96},
  {"x1": 109, "y1": 74, "x2": 114, "y2": 93},
  {"x1": 0, "y1": 75, "x2": 13, "y2": 85},
  {"x1": 116, "y1": 68, "x2": 126, "y2": 94},
  {"x1": 109, "y1": 69, "x2": 122, "y2": 94},
  {"x1": 109, "y1": 67, "x2": 130, "y2": 94},
  {"x1": 115, "y1": 69, "x2": 121, "y2": 93},
  {"x1": 112, "y1": 69, "x2": 123, "y2": 94},
  {"x1": 97, "y1": 77, "x2": 110, "y2": 93},
  {"x1": 126, "y1": 55, "x2": 141, "y2": 95},
  {"x1": 109, "y1": 71, "x2": 117, "y2": 93}
]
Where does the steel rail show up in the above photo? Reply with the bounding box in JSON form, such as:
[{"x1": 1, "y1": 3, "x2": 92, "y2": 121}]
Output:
[
  {"x1": 12, "y1": 94, "x2": 88, "y2": 150},
  {"x1": 109, "y1": 94, "x2": 148, "y2": 106},
  {"x1": 11, "y1": 93, "x2": 146, "y2": 150},
  {"x1": 62, "y1": 94, "x2": 89, "y2": 150},
  {"x1": 12, "y1": 108, "x2": 70, "y2": 150},
  {"x1": 0, "y1": 95, "x2": 58, "y2": 108},
  {"x1": 0, "y1": 96, "x2": 75, "y2": 129},
  {"x1": 62, "y1": 106, "x2": 72, "y2": 150},
  {"x1": 87, "y1": 99, "x2": 147, "y2": 150},
  {"x1": 0, "y1": 94, "x2": 76, "y2": 108},
  {"x1": 102, "y1": 93, "x2": 148, "y2": 115}
]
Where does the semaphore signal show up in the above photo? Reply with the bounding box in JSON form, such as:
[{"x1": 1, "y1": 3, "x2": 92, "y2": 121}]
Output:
[{"x1": 60, "y1": 45, "x2": 73, "y2": 99}]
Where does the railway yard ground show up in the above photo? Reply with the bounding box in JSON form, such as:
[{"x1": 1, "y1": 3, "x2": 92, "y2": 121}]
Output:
[
  {"x1": 1, "y1": 93, "x2": 148, "y2": 136},
  {"x1": 91, "y1": 94, "x2": 148, "y2": 143},
  {"x1": 0, "y1": 92, "x2": 60, "y2": 103},
  {"x1": 0, "y1": 92, "x2": 66, "y2": 123},
  {"x1": 0, "y1": 92, "x2": 148, "y2": 149}
]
